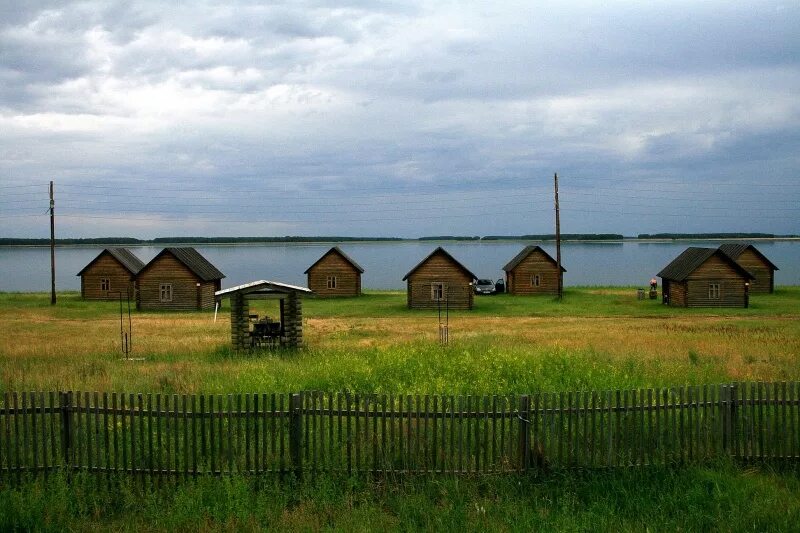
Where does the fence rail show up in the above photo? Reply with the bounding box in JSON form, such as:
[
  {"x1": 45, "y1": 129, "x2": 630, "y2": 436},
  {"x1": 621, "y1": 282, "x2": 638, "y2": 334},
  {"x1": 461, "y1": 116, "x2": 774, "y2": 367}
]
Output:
[{"x1": 0, "y1": 383, "x2": 798, "y2": 480}]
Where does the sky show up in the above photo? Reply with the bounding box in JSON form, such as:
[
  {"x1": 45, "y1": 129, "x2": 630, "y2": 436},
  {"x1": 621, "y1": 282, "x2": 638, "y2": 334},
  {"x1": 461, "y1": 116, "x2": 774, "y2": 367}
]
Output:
[{"x1": 1, "y1": 0, "x2": 799, "y2": 238}]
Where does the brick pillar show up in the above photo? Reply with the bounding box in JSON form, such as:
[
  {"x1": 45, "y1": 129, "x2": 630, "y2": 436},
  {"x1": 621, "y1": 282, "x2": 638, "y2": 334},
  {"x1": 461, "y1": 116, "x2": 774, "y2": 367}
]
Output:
[
  {"x1": 230, "y1": 294, "x2": 250, "y2": 351},
  {"x1": 284, "y1": 293, "x2": 303, "y2": 349}
]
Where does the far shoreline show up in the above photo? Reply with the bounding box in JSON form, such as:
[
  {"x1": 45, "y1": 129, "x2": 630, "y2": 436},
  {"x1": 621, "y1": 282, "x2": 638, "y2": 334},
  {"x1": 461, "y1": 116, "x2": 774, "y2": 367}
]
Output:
[{"x1": 2, "y1": 236, "x2": 799, "y2": 248}]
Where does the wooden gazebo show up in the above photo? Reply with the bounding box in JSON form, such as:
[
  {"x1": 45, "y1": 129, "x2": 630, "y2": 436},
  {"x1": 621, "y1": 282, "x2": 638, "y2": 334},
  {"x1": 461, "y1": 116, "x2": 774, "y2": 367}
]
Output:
[{"x1": 215, "y1": 280, "x2": 313, "y2": 351}]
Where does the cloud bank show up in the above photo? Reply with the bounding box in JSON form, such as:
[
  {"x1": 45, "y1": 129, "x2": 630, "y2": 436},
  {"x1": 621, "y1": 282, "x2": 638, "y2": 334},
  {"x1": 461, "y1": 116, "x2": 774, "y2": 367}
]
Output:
[{"x1": 1, "y1": 0, "x2": 799, "y2": 237}]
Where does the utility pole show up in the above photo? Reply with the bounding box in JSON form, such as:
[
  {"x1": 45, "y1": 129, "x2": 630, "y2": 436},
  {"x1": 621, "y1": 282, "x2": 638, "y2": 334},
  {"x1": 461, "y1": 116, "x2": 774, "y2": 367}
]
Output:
[
  {"x1": 50, "y1": 180, "x2": 56, "y2": 305},
  {"x1": 554, "y1": 172, "x2": 562, "y2": 300}
]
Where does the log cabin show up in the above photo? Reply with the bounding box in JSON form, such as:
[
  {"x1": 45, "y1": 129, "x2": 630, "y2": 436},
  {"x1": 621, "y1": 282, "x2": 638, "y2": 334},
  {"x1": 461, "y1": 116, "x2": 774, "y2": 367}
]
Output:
[
  {"x1": 304, "y1": 246, "x2": 364, "y2": 297},
  {"x1": 718, "y1": 243, "x2": 778, "y2": 294},
  {"x1": 402, "y1": 247, "x2": 476, "y2": 310},
  {"x1": 502, "y1": 245, "x2": 566, "y2": 295},
  {"x1": 657, "y1": 247, "x2": 754, "y2": 308},
  {"x1": 77, "y1": 248, "x2": 145, "y2": 300},
  {"x1": 136, "y1": 247, "x2": 224, "y2": 311}
]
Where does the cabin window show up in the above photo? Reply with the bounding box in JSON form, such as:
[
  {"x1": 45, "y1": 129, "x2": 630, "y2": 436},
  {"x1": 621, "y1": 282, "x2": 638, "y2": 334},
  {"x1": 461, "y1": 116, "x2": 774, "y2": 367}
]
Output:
[
  {"x1": 100, "y1": 278, "x2": 111, "y2": 291},
  {"x1": 431, "y1": 283, "x2": 445, "y2": 301},
  {"x1": 327, "y1": 276, "x2": 337, "y2": 289},
  {"x1": 530, "y1": 274, "x2": 541, "y2": 287},
  {"x1": 159, "y1": 283, "x2": 173, "y2": 302},
  {"x1": 708, "y1": 283, "x2": 721, "y2": 299}
]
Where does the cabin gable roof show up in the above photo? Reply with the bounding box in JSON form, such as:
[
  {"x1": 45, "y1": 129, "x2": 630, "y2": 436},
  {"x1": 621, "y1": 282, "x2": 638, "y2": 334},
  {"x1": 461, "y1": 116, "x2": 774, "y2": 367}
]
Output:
[
  {"x1": 502, "y1": 245, "x2": 566, "y2": 273},
  {"x1": 718, "y1": 243, "x2": 779, "y2": 271},
  {"x1": 139, "y1": 247, "x2": 225, "y2": 281},
  {"x1": 304, "y1": 246, "x2": 364, "y2": 274},
  {"x1": 657, "y1": 247, "x2": 754, "y2": 282},
  {"x1": 76, "y1": 248, "x2": 145, "y2": 276},
  {"x1": 402, "y1": 246, "x2": 476, "y2": 281}
]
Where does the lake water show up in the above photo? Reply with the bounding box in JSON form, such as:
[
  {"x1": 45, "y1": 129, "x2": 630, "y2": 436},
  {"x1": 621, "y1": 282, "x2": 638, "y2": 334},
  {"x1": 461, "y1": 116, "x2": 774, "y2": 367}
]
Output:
[{"x1": 1, "y1": 240, "x2": 798, "y2": 292}]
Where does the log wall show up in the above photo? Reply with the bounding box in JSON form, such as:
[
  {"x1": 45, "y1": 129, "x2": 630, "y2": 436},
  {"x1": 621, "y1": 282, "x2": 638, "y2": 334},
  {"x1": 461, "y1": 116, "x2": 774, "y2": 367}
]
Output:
[
  {"x1": 684, "y1": 255, "x2": 748, "y2": 308},
  {"x1": 283, "y1": 293, "x2": 303, "y2": 348},
  {"x1": 506, "y1": 249, "x2": 561, "y2": 295},
  {"x1": 137, "y1": 255, "x2": 215, "y2": 311},
  {"x1": 307, "y1": 253, "x2": 361, "y2": 297},
  {"x1": 406, "y1": 253, "x2": 473, "y2": 310},
  {"x1": 80, "y1": 254, "x2": 136, "y2": 300},
  {"x1": 733, "y1": 249, "x2": 774, "y2": 294}
]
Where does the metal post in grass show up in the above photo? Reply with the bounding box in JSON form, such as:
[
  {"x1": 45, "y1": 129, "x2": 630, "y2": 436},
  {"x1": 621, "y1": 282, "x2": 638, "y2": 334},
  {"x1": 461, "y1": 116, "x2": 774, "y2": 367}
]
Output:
[
  {"x1": 518, "y1": 395, "x2": 531, "y2": 472},
  {"x1": 290, "y1": 393, "x2": 302, "y2": 479}
]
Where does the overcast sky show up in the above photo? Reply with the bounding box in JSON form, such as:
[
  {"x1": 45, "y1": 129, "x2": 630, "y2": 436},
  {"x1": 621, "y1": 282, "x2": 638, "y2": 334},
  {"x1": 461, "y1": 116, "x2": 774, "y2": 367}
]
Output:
[{"x1": 1, "y1": 0, "x2": 799, "y2": 238}]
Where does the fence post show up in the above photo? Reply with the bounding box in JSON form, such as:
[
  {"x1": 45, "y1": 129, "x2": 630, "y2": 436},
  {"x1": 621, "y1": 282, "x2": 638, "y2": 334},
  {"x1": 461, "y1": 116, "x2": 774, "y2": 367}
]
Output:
[
  {"x1": 729, "y1": 383, "x2": 738, "y2": 458},
  {"x1": 60, "y1": 391, "x2": 73, "y2": 471},
  {"x1": 289, "y1": 393, "x2": 303, "y2": 479},
  {"x1": 721, "y1": 384, "x2": 736, "y2": 456},
  {"x1": 518, "y1": 395, "x2": 530, "y2": 472}
]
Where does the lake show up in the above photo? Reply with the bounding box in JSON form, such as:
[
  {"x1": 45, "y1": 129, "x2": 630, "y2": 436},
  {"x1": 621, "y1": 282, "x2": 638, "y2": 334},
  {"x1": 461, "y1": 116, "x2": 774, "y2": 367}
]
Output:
[{"x1": 1, "y1": 240, "x2": 798, "y2": 292}]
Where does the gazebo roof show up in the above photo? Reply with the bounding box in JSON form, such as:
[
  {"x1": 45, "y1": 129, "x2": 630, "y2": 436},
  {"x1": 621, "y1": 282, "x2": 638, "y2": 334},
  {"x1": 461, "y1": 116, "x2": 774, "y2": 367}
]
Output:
[{"x1": 215, "y1": 280, "x2": 313, "y2": 299}]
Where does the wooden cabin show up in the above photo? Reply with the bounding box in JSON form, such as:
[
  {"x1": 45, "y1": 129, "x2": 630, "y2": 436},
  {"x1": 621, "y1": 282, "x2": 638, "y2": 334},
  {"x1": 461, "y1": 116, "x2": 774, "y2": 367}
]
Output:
[
  {"x1": 136, "y1": 247, "x2": 224, "y2": 311},
  {"x1": 304, "y1": 246, "x2": 364, "y2": 297},
  {"x1": 77, "y1": 248, "x2": 144, "y2": 300},
  {"x1": 502, "y1": 245, "x2": 566, "y2": 295},
  {"x1": 657, "y1": 247, "x2": 754, "y2": 308},
  {"x1": 718, "y1": 243, "x2": 778, "y2": 294},
  {"x1": 402, "y1": 247, "x2": 476, "y2": 310}
]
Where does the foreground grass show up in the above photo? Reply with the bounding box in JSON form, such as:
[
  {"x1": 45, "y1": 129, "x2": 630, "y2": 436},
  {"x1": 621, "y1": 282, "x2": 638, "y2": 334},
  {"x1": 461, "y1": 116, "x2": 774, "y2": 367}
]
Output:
[
  {"x1": 2, "y1": 463, "x2": 799, "y2": 532},
  {"x1": 1, "y1": 289, "x2": 799, "y2": 394},
  {"x1": 2, "y1": 291, "x2": 799, "y2": 531}
]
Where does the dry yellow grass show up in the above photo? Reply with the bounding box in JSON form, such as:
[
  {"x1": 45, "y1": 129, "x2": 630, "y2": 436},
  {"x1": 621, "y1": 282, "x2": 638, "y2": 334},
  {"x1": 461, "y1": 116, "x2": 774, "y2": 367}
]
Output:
[{"x1": 1, "y1": 292, "x2": 798, "y2": 393}]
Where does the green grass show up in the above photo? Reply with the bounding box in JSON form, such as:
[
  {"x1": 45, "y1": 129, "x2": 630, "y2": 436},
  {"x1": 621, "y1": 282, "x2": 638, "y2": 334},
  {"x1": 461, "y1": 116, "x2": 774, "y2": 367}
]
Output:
[
  {"x1": 2, "y1": 289, "x2": 800, "y2": 530},
  {"x1": 2, "y1": 463, "x2": 799, "y2": 532},
  {"x1": 299, "y1": 286, "x2": 800, "y2": 318},
  {"x1": 1, "y1": 288, "x2": 799, "y2": 394}
]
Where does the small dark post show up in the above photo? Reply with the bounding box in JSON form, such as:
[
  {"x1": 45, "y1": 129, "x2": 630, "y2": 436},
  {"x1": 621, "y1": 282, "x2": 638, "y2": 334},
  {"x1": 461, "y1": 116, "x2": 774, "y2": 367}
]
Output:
[
  {"x1": 518, "y1": 395, "x2": 531, "y2": 472},
  {"x1": 50, "y1": 180, "x2": 56, "y2": 305},
  {"x1": 721, "y1": 385, "x2": 732, "y2": 455},
  {"x1": 554, "y1": 173, "x2": 563, "y2": 300},
  {"x1": 289, "y1": 393, "x2": 303, "y2": 479},
  {"x1": 730, "y1": 383, "x2": 738, "y2": 458},
  {"x1": 60, "y1": 391, "x2": 72, "y2": 469}
]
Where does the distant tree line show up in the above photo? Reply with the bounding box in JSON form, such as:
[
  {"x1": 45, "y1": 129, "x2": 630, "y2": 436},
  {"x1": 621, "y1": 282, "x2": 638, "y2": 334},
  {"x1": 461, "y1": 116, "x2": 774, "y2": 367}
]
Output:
[
  {"x1": 635, "y1": 233, "x2": 795, "y2": 240},
  {"x1": 150, "y1": 236, "x2": 404, "y2": 243},
  {"x1": 2, "y1": 233, "x2": 797, "y2": 246},
  {"x1": 482, "y1": 234, "x2": 624, "y2": 241},
  {"x1": 0, "y1": 236, "x2": 404, "y2": 245},
  {"x1": 0, "y1": 237, "x2": 144, "y2": 245},
  {"x1": 418, "y1": 236, "x2": 481, "y2": 241}
]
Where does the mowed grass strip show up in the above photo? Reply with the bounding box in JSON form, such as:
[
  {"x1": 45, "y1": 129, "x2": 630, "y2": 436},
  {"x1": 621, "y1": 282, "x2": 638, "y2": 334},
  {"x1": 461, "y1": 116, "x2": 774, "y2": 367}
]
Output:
[{"x1": 0, "y1": 288, "x2": 798, "y2": 394}]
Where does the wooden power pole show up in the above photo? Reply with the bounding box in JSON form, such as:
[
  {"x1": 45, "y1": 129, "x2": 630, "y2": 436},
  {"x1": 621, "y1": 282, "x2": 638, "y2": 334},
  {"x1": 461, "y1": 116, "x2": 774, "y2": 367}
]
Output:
[
  {"x1": 50, "y1": 180, "x2": 56, "y2": 305},
  {"x1": 554, "y1": 172, "x2": 562, "y2": 300}
]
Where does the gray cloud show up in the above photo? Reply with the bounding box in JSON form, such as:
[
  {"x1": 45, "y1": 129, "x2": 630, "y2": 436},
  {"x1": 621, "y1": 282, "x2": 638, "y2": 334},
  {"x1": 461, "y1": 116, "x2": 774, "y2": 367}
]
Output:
[{"x1": 1, "y1": 0, "x2": 799, "y2": 238}]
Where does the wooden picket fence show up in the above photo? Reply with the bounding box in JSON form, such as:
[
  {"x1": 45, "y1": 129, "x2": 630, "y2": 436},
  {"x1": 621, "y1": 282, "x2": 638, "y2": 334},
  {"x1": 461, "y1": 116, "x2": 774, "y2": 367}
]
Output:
[{"x1": 0, "y1": 382, "x2": 798, "y2": 480}]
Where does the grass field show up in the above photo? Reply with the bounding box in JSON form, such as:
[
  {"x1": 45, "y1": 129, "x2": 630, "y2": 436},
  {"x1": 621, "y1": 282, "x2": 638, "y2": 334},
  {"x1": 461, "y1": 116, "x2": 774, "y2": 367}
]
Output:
[
  {"x1": 1, "y1": 287, "x2": 799, "y2": 531},
  {"x1": 1, "y1": 288, "x2": 798, "y2": 394}
]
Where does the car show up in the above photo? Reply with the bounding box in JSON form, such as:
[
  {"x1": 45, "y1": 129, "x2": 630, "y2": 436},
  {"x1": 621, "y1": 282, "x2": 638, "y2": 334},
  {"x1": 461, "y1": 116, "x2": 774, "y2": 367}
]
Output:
[
  {"x1": 494, "y1": 278, "x2": 505, "y2": 294},
  {"x1": 473, "y1": 279, "x2": 495, "y2": 295}
]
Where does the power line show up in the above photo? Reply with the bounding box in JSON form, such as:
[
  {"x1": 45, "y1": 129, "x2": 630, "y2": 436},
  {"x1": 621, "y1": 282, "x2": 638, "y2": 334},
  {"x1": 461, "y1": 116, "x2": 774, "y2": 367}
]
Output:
[{"x1": 0, "y1": 182, "x2": 50, "y2": 189}]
